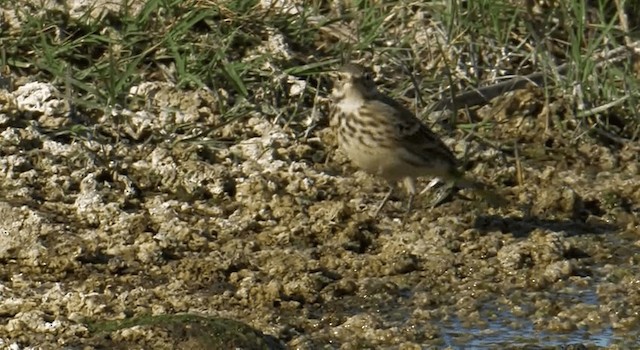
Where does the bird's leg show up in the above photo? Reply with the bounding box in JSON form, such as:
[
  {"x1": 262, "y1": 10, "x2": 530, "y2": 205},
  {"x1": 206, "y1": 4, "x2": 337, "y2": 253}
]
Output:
[
  {"x1": 374, "y1": 183, "x2": 395, "y2": 217},
  {"x1": 403, "y1": 177, "x2": 417, "y2": 213}
]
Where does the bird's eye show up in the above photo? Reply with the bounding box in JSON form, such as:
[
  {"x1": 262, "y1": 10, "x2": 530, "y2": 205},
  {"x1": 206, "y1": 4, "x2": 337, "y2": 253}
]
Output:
[{"x1": 362, "y1": 72, "x2": 372, "y2": 81}]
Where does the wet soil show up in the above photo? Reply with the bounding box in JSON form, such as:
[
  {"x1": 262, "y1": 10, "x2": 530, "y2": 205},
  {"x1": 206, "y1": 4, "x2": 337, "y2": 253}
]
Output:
[
  {"x1": 1, "y1": 2, "x2": 640, "y2": 350},
  {"x1": 1, "y1": 80, "x2": 639, "y2": 349}
]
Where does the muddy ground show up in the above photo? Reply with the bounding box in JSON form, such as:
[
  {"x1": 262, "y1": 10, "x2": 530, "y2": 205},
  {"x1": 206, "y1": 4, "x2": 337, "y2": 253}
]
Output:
[
  {"x1": 1, "y1": 79, "x2": 639, "y2": 349},
  {"x1": 1, "y1": 1, "x2": 640, "y2": 350}
]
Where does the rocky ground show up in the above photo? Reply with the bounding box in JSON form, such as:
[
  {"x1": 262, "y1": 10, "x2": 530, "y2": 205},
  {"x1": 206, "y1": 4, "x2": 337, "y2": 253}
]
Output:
[{"x1": 1, "y1": 1, "x2": 640, "y2": 349}]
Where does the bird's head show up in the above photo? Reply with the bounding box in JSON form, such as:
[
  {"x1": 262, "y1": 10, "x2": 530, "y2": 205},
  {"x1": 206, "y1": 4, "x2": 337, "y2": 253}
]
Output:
[{"x1": 330, "y1": 63, "x2": 378, "y2": 101}]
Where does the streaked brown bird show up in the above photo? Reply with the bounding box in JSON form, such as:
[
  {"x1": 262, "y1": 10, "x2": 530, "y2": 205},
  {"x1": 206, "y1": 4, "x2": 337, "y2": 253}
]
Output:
[{"x1": 329, "y1": 63, "x2": 502, "y2": 216}]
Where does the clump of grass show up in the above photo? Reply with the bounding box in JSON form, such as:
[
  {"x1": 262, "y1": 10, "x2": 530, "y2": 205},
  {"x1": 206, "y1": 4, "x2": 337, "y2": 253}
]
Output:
[
  {"x1": 1, "y1": 0, "x2": 638, "y2": 144},
  {"x1": 427, "y1": 0, "x2": 639, "y2": 143}
]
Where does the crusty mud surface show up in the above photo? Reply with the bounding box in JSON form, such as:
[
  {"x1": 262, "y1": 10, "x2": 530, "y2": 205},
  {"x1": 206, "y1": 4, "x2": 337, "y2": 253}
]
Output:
[
  {"x1": 2, "y1": 82, "x2": 639, "y2": 348},
  {"x1": 1, "y1": 1, "x2": 640, "y2": 349}
]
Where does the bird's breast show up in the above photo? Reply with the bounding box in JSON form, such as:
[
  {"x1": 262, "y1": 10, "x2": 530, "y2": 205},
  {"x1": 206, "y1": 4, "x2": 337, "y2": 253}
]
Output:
[{"x1": 336, "y1": 112, "x2": 398, "y2": 176}]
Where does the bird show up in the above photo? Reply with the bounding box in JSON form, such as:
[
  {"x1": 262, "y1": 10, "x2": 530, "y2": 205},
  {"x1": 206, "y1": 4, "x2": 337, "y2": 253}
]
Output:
[{"x1": 329, "y1": 62, "x2": 503, "y2": 217}]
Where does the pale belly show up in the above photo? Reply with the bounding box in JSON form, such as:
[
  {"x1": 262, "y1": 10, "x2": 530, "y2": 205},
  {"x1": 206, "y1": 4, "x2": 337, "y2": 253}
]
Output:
[{"x1": 338, "y1": 132, "x2": 423, "y2": 181}]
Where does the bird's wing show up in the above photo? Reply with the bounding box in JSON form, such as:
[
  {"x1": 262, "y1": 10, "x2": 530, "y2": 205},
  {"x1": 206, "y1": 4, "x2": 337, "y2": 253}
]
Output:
[{"x1": 368, "y1": 95, "x2": 459, "y2": 169}]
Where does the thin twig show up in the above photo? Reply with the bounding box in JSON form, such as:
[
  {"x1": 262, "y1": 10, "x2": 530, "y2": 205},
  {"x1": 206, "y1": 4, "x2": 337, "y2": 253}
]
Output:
[
  {"x1": 514, "y1": 140, "x2": 524, "y2": 187},
  {"x1": 576, "y1": 94, "x2": 630, "y2": 118},
  {"x1": 431, "y1": 40, "x2": 640, "y2": 111},
  {"x1": 614, "y1": 0, "x2": 632, "y2": 47}
]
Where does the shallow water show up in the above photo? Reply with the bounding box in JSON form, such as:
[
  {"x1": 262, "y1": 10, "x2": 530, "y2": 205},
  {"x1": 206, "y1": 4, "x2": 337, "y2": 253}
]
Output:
[{"x1": 426, "y1": 286, "x2": 635, "y2": 348}]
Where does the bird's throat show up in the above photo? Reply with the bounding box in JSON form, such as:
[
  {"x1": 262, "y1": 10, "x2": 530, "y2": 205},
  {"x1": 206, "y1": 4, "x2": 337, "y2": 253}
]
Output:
[{"x1": 336, "y1": 95, "x2": 364, "y2": 115}]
